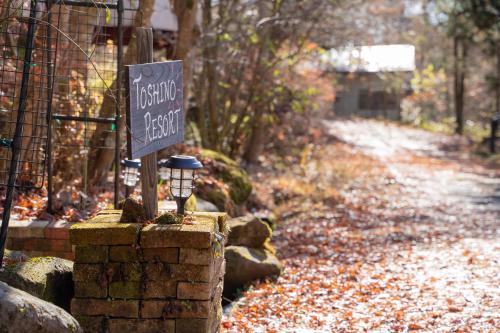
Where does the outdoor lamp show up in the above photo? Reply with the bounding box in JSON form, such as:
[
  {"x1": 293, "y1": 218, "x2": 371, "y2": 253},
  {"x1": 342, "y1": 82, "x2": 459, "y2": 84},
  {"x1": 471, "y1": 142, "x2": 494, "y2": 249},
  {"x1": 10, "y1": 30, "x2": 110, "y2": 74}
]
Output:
[
  {"x1": 122, "y1": 159, "x2": 141, "y2": 187},
  {"x1": 158, "y1": 159, "x2": 170, "y2": 181},
  {"x1": 165, "y1": 155, "x2": 203, "y2": 215}
]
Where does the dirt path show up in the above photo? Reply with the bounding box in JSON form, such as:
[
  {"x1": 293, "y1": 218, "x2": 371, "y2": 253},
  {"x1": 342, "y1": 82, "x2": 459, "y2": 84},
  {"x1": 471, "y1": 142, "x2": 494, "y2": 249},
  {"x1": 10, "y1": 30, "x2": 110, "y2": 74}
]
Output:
[{"x1": 222, "y1": 119, "x2": 499, "y2": 332}]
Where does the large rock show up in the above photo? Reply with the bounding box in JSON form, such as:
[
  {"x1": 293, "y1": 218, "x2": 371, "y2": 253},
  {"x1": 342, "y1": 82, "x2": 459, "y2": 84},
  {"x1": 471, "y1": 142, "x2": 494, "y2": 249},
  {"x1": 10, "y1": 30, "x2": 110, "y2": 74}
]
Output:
[
  {"x1": 227, "y1": 215, "x2": 272, "y2": 248},
  {"x1": 224, "y1": 246, "x2": 281, "y2": 297},
  {"x1": 0, "y1": 281, "x2": 82, "y2": 333},
  {"x1": 0, "y1": 257, "x2": 74, "y2": 311},
  {"x1": 196, "y1": 198, "x2": 219, "y2": 212},
  {"x1": 200, "y1": 149, "x2": 253, "y2": 205},
  {"x1": 196, "y1": 182, "x2": 235, "y2": 215}
]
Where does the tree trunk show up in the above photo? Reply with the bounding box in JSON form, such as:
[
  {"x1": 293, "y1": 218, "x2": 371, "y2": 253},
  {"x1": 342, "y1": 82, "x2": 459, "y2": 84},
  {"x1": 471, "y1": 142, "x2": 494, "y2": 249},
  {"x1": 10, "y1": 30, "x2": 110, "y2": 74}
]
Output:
[
  {"x1": 453, "y1": 36, "x2": 466, "y2": 135},
  {"x1": 88, "y1": 0, "x2": 155, "y2": 187},
  {"x1": 172, "y1": 0, "x2": 199, "y2": 115},
  {"x1": 496, "y1": 43, "x2": 500, "y2": 115},
  {"x1": 200, "y1": 0, "x2": 218, "y2": 149},
  {"x1": 243, "y1": 1, "x2": 275, "y2": 163}
]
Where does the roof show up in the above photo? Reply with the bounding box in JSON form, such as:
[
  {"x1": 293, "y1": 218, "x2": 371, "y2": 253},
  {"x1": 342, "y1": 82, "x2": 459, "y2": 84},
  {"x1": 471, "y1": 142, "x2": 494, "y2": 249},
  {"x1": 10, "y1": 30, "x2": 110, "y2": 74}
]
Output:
[
  {"x1": 323, "y1": 44, "x2": 416, "y2": 73},
  {"x1": 103, "y1": 1, "x2": 178, "y2": 31}
]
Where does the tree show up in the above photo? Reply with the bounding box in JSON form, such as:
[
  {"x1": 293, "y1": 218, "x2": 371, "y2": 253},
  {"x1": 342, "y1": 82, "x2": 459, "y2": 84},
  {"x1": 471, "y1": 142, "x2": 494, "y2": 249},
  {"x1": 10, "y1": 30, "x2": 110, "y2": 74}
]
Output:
[
  {"x1": 192, "y1": 0, "x2": 344, "y2": 162},
  {"x1": 171, "y1": 0, "x2": 199, "y2": 114},
  {"x1": 465, "y1": 0, "x2": 500, "y2": 116}
]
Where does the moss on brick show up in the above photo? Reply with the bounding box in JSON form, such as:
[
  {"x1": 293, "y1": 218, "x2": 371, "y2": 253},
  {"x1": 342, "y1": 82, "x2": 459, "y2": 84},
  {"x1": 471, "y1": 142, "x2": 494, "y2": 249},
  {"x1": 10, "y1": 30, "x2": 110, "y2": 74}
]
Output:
[
  {"x1": 107, "y1": 263, "x2": 142, "y2": 282},
  {"x1": 140, "y1": 223, "x2": 214, "y2": 249},
  {"x1": 70, "y1": 223, "x2": 141, "y2": 246},
  {"x1": 86, "y1": 214, "x2": 122, "y2": 224},
  {"x1": 74, "y1": 246, "x2": 108, "y2": 263},
  {"x1": 154, "y1": 212, "x2": 183, "y2": 225},
  {"x1": 109, "y1": 281, "x2": 141, "y2": 299},
  {"x1": 109, "y1": 246, "x2": 140, "y2": 262}
]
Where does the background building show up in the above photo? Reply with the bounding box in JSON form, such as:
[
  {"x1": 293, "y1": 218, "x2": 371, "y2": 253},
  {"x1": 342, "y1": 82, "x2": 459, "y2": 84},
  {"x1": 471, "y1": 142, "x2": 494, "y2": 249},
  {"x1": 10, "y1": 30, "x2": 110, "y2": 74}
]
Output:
[{"x1": 325, "y1": 44, "x2": 415, "y2": 120}]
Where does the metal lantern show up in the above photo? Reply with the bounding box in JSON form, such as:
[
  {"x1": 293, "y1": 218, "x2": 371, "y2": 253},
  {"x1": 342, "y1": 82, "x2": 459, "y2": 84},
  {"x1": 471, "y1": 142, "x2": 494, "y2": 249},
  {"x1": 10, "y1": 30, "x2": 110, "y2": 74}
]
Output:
[
  {"x1": 158, "y1": 159, "x2": 170, "y2": 181},
  {"x1": 165, "y1": 155, "x2": 203, "y2": 215},
  {"x1": 122, "y1": 159, "x2": 141, "y2": 187}
]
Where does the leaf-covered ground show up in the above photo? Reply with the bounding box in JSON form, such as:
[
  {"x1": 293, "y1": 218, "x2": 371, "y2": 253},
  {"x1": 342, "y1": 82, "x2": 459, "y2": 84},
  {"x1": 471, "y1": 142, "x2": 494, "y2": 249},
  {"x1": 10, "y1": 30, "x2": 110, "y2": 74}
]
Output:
[{"x1": 222, "y1": 119, "x2": 499, "y2": 332}]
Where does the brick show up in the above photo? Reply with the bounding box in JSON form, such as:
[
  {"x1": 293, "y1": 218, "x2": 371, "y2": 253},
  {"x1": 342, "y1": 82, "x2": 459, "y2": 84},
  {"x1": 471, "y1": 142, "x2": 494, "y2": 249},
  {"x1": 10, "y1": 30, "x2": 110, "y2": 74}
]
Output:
[
  {"x1": 144, "y1": 280, "x2": 177, "y2": 298},
  {"x1": 109, "y1": 245, "x2": 141, "y2": 262},
  {"x1": 140, "y1": 223, "x2": 214, "y2": 249},
  {"x1": 96, "y1": 209, "x2": 123, "y2": 216},
  {"x1": 209, "y1": 299, "x2": 223, "y2": 333},
  {"x1": 8, "y1": 238, "x2": 36, "y2": 251},
  {"x1": 211, "y1": 280, "x2": 223, "y2": 302},
  {"x1": 75, "y1": 246, "x2": 108, "y2": 263},
  {"x1": 209, "y1": 257, "x2": 224, "y2": 282},
  {"x1": 144, "y1": 263, "x2": 211, "y2": 282},
  {"x1": 142, "y1": 248, "x2": 179, "y2": 263},
  {"x1": 24, "y1": 250, "x2": 45, "y2": 257},
  {"x1": 47, "y1": 239, "x2": 72, "y2": 252},
  {"x1": 73, "y1": 263, "x2": 104, "y2": 282},
  {"x1": 8, "y1": 220, "x2": 49, "y2": 238},
  {"x1": 10, "y1": 238, "x2": 71, "y2": 252},
  {"x1": 179, "y1": 248, "x2": 212, "y2": 265},
  {"x1": 176, "y1": 318, "x2": 209, "y2": 333},
  {"x1": 74, "y1": 316, "x2": 106, "y2": 333},
  {"x1": 109, "y1": 281, "x2": 142, "y2": 299},
  {"x1": 87, "y1": 214, "x2": 122, "y2": 223},
  {"x1": 108, "y1": 319, "x2": 175, "y2": 333},
  {"x1": 177, "y1": 282, "x2": 211, "y2": 300},
  {"x1": 74, "y1": 281, "x2": 107, "y2": 298},
  {"x1": 45, "y1": 220, "x2": 74, "y2": 239},
  {"x1": 192, "y1": 212, "x2": 228, "y2": 234},
  {"x1": 143, "y1": 262, "x2": 172, "y2": 280},
  {"x1": 42, "y1": 251, "x2": 74, "y2": 260},
  {"x1": 141, "y1": 300, "x2": 210, "y2": 319},
  {"x1": 107, "y1": 262, "x2": 142, "y2": 282},
  {"x1": 5, "y1": 238, "x2": 13, "y2": 249},
  {"x1": 171, "y1": 264, "x2": 212, "y2": 282},
  {"x1": 70, "y1": 223, "x2": 141, "y2": 246},
  {"x1": 71, "y1": 298, "x2": 138, "y2": 318}
]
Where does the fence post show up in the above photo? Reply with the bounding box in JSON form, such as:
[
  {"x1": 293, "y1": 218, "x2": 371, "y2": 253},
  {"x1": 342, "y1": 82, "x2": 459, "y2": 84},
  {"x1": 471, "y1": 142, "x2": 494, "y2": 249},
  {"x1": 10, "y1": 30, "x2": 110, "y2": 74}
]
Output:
[
  {"x1": 136, "y1": 28, "x2": 158, "y2": 219},
  {"x1": 0, "y1": 0, "x2": 38, "y2": 265},
  {"x1": 491, "y1": 115, "x2": 499, "y2": 154}
]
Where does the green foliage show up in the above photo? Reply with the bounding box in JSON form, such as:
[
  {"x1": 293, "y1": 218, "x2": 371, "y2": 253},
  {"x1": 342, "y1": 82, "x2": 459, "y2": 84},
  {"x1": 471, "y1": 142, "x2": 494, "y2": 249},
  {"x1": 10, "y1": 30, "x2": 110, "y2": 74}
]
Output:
[
  {"x1": 402, "y1": 64, "x2": 448, "y2": 125},
  {"x1": 192, "y1": 0, "x2": 339, "y2": 157}
]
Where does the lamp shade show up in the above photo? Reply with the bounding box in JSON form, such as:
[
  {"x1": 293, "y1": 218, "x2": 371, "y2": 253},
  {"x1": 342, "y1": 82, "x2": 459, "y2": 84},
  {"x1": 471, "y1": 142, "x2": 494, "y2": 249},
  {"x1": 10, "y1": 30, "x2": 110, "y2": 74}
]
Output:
[{"x1": 165, "y1": 155, "x2": 203, "y2": 170}]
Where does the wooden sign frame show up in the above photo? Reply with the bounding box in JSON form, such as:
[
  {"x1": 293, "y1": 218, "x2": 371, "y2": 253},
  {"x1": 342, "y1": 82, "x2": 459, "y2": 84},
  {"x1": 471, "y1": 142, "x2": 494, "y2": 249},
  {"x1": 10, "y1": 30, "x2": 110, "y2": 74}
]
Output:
[{"x1": 125, "y1": 60, "x2": 184, "y2": 160}]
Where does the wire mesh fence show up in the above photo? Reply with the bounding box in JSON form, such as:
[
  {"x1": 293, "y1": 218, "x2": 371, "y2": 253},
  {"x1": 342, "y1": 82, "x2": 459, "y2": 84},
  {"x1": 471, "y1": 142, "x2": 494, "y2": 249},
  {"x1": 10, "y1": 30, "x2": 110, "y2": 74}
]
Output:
[
  {"x1": 0, "y1": 0, "x2": 144, "y2": 212},
  {"x1": 0, "y1": 0, "x2": 54, "y2": 189},
  {"x1": 49, "y1": 0, "x2": 126, "y2": 209}
]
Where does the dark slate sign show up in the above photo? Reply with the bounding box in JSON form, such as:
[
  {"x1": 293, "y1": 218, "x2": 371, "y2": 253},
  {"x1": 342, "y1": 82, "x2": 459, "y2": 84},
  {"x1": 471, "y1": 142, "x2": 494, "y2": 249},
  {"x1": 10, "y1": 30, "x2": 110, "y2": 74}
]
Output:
[{"x1": 126, "y1": 60, "x2": 183, "y2": 159}]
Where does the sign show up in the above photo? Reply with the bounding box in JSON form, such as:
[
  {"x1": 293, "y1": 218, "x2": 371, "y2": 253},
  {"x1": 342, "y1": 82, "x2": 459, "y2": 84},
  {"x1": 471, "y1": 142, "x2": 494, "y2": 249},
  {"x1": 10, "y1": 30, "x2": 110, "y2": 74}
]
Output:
[{"x1": 126, "y1": 60, "x2": 183, "y2": 159}]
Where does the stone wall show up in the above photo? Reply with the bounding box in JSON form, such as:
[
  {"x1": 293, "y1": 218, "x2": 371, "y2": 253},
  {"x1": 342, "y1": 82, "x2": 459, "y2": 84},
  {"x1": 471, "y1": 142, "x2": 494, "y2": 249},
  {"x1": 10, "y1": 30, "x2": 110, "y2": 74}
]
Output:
[
  {"x1": 69, "y1": 211, "x2": 227, "y2": 333},
  {"x1": 6, "y1": 219, "x2": 74, "y2": 260}
]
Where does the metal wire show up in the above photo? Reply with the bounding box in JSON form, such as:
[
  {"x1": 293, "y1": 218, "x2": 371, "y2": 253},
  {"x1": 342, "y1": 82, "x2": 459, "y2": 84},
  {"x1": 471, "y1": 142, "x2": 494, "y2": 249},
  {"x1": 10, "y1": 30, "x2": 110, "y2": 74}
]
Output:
[
  {"x1": 0, "y1": 0, "x2": 55, "y2": 189},
  {"x1": 0, "y1": 0, "x2": 142, "y2": 208}
]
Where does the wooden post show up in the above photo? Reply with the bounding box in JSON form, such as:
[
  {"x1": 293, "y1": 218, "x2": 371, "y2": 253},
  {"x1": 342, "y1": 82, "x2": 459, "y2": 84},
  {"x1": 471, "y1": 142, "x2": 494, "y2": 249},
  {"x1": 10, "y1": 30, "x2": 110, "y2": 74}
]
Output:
[{"x1": 136, "y1": 28, "x2": 157, "y2": 219}]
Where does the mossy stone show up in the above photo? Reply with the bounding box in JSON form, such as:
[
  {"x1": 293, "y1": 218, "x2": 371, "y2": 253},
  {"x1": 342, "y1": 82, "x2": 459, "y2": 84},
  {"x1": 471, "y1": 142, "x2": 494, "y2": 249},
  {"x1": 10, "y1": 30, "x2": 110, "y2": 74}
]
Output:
[
  {"x1": 154, "y1": 212, "x2": 183, "y2": 225},
  {"x1": 201, "y1": 149, "x2": 252, "y2": 204},
  {"x1": 120, "y1": 198, "x2": 147, "y2": 223},
  {"x1": 0, "y1": 256, "x2": 74, "y2": 311}
]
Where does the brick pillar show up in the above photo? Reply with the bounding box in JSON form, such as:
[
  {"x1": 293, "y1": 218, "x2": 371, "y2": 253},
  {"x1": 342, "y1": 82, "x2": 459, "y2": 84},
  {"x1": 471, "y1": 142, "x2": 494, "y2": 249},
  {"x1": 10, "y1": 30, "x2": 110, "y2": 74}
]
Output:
[{"x1": 70, "y1": 211, "x2": 227, "y2": 333}]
